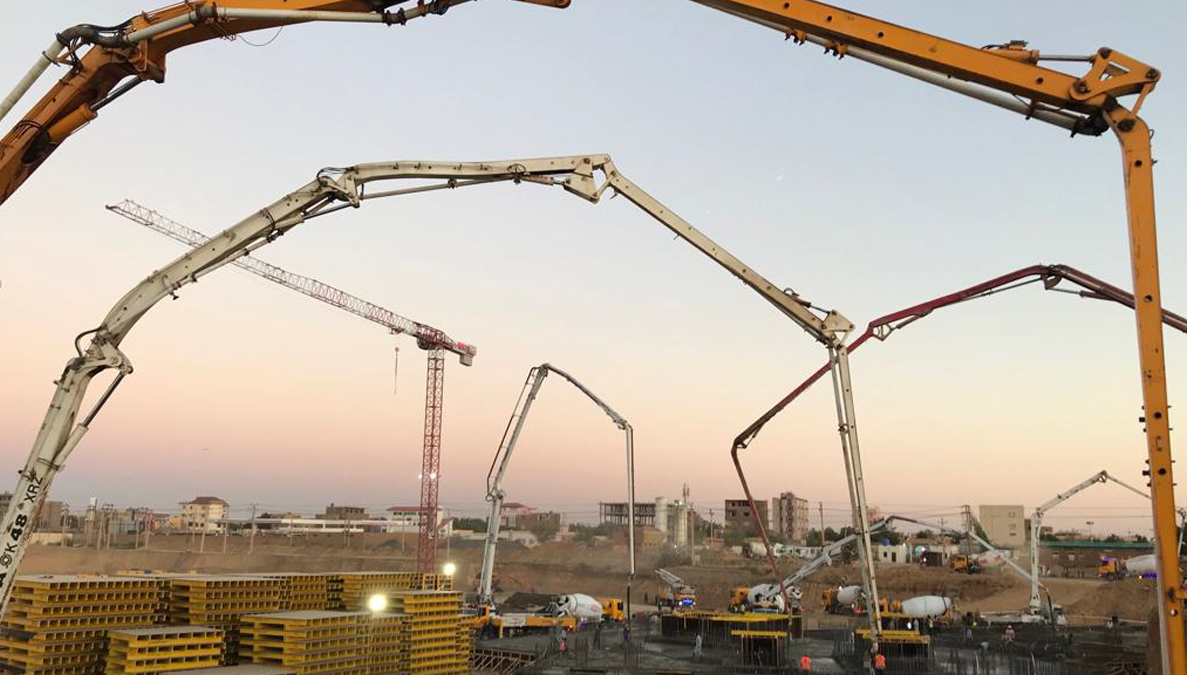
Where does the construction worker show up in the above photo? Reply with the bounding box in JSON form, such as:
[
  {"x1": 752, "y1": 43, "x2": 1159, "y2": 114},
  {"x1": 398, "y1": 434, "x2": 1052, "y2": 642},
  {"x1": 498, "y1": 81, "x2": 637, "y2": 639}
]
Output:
[
  {"x1": 692, "y1": 633, "x2": 703, "y2": 660},
  {"x1": 799, "y1": 654, "x2": 812, "y2": 672},
  {"x1": 873, "y1": 651, "x2": 886, "y2": 671},
  {"x1": 1003, "y1": 625, "x2": 1015, "y2": 645}
]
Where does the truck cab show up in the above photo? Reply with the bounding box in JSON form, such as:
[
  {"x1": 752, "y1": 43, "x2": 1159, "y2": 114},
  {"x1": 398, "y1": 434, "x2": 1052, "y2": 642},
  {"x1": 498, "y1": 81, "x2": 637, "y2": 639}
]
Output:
[{"x1": 598, "y1": 597, "x2": 626, "y2": 622}]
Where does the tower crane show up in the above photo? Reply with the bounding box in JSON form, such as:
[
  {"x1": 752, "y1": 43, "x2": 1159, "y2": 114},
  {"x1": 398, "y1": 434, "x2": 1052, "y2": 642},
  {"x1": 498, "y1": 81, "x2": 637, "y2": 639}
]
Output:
[
  {"x1": 1, "y1": 155, "x2": 875, "y2": 639},
  {"x1": 480, "y1": 363, "x2": 634, "y2": 621},
  {"x1": 0, "y1": 3, "x2": 1183, "y2": 664},
  {"x1": 729, "y1": 264, "x2": 1186, "y2": 640},
  {"x1": 1027, "y1": 471, "x2": 1181, "y2": 620},
  {"x1": 105, "y1": 199, "x2": 475, "y2": 574}
]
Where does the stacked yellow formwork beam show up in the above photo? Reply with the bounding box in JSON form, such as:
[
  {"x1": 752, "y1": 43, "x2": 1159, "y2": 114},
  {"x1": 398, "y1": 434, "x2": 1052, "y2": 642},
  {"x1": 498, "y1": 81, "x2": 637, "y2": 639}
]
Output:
[
  {"x1": 0, "y1": 576, "x2": 161, "y2": 675},
  {"x1": 389, "y1": 592, "x2": 466, "y2": 675},
  {"x1": 169, "y1": 578, "x2": 282, "y2": 665},
  {"x1": 455, "y1": 618, "x2": 470, "y2": 671},
  {"x1": 105, "y1": 626, "x2": 222, "y2": 675},
  {"x1": 240, "y1": 612, "x2": 367, "y2": 675},
  {"x1": 253, "y1": 577, "x2": 330, "y2": 613},
  {"x1": 364, "y1": 614, "x2": 407, "y2": 675},
  {"x1": 174, "y1": 666, "x2": 294, "y2": 675},
  {"x1": 337, "y1": 575, "x2": 449, "y2": 613},
  {"x1": 321, "y1": 581, "x2": 340, "y2": 613}
]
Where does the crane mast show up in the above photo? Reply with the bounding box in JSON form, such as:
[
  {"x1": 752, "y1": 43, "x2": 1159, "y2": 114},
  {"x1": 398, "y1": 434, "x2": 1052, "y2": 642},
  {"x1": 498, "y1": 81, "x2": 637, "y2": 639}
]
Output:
[
  {"x1": 682, "y1": 2, "x2": 1179, "y2": 666},
  {"x1": 105, "y1": 199, "x2": 475, "y2": 574},
  {"x1": 0, "y1": 3, "x2": 1180, "y2": 663},
  {"x1": 479, "y1": 364, "x2": 634, "y2": 621},
  {"x1": 730, "y1": 263, "x2": 1185, "y2": 638},
  {"x1": 9, "y1": 157, "x2": 858, "y2": 635}
]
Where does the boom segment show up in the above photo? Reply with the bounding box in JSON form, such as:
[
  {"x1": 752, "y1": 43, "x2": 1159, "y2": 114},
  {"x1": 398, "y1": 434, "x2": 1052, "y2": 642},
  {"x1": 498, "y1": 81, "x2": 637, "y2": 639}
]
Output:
[
  {"x1": 479, "y1": 363, "x2": 635, "y2": 618},
  {"x1": 0, "y1": 155, "x2": 875, "y2": 637}
]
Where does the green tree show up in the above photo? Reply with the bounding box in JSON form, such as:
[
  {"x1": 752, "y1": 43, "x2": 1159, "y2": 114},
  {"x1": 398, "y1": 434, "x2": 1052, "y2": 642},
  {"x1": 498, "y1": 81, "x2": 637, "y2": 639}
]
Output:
[
  {"x1": 527, "y1": 519, "x2": 560, "y2": 543},
  {"x1": 454, "y1": 517, "x2": 487, "y2": 533}
]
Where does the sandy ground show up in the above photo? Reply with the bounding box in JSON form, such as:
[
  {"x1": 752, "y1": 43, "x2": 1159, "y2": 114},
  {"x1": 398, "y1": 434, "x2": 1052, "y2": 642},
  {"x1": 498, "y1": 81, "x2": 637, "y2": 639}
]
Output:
[{"x1": 17, "y1": 537, "x2": 1157, "y2": 625}]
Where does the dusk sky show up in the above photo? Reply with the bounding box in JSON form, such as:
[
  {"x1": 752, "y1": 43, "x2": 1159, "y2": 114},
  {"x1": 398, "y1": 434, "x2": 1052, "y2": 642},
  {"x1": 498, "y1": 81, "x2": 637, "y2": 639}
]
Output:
[{"x1": 0, "y1": 1, "x2": 1186, "y2": 537}]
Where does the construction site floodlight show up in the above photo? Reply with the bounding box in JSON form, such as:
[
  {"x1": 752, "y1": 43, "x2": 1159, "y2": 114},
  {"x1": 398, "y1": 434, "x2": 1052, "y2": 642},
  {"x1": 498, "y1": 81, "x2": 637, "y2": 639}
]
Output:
[
  {"x1": 367, "y1": 593, "x2": 388, "y2": 613},
  {"x1": 0, "y1": 153, "x2": 881, "y2": 641}
]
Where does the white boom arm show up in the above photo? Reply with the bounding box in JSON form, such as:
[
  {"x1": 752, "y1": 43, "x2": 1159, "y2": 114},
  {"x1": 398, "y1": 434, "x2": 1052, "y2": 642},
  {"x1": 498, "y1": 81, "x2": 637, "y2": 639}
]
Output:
[
  {"x1": 655, "y1": 568, "x2": 690, "y2": 591},
  {"x1": 885, "y1": 515, "x2": 1039, "y2": 587},
  {"x1": 1028, "y1": 471, "x2": 1157, "y2": 613},
  {"x1": 0, "y1": 155, "x2": 874, "y2": 637},
  {"x1": 764, "y1": 521, "x2": 889, "y2": 601},
  {"x1": 479, "y1": 363, "x2": 634, "y2": 609}
]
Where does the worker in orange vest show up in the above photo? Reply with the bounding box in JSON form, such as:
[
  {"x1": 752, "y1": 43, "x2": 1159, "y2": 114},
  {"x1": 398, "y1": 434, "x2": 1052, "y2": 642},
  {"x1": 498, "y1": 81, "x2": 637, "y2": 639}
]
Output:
[
  {"x1": 873, "y1": 651, "x2": 886, "y2": 671},
  {"x1": 799, "y1": 654, "x2": 812, "y2": 671}
]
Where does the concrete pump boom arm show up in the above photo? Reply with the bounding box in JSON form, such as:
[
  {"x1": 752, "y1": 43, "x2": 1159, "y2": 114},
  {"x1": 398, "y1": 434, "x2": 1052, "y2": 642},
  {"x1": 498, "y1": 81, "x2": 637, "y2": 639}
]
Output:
[
  {"x1": 0, "y1": 0, "x2": 571, "y2": 206},
  {"x1": 1027, "y1": 471, "x2": 1162, "y2": 613},
  {"x1": 1, "y1": 153, "x2": 845, "y2": 624},
  {"x1": 766, "y1": 521, "x2": 888, "y2": 597},
  {"x1": 479, "y1": 363, "x2": 633, "y2": 606},
  {"x1": 681, "y1": 2, "x2": 1178, "y2": 665}
]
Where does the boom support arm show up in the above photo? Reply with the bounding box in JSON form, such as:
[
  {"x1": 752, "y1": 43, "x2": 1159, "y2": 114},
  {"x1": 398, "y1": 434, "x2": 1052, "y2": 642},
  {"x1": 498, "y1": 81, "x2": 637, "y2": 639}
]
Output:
[
  {"x1": 7, "y1": 154, "x2": 858, "y2": 628},
  {"x1": 1027, "y1": 471, "x2": 1160, "y2": 613},
  {"x1": 682, "y1": 1, "x2": 1178, "y2": 667},
  {"x1": 479, "y1": 363, "x2": 634, "y2": 607}
]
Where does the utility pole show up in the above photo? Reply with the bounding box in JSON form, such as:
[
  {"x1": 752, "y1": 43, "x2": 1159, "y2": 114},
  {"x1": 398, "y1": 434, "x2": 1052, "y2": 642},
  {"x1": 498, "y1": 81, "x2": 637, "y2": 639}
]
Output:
[
  {"x1": 248, "y1": 503, "x2": 258, "y2": 554},
  {"x1": 818, "y1": 502, "x2": 826, "y2": 546},
  {"x1": 961, "y1": 505, "x2": 973, "y2": 557}
]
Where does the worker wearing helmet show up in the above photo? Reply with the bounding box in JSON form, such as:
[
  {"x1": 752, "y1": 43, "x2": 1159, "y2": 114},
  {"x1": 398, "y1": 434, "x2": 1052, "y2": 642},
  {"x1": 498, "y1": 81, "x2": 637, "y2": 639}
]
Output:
[
  {"x1": 873, "y1": 651, "x2": 886, "y2": 671},
  {"x1": 799, "y1": 654, "x2": 812, "y2": 671}
]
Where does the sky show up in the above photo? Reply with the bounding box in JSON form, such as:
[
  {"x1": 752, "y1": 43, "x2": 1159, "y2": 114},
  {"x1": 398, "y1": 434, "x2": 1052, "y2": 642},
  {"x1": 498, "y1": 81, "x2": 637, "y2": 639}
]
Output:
[{"x1": 0, "y1": 1, "x2": 1187, "y2": 538}]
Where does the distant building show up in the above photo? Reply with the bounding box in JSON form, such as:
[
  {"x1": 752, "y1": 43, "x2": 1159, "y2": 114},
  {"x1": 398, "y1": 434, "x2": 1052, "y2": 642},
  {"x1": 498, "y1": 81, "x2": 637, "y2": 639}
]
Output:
[
  {"x1": 771, "y1": 492, "x2": 809, "y2": 542},
  {"x1": 876, "y1": 543, "x2": 909, "y2": 564},
  {"x1": 1040, "y1": 539, "x2": 1154, "y2": 573},
  {"x1": 0, "y1": 493, "x2": 11, "y2": 520},
  {"x1": 35, "y1": 501, "x2": 66, "y2": 532},
  {"x1": 598, "y1": 502, "x2": 656, "y2": 527},
  {"x1": 385, "y1": 506, "x2": 449, "y2": 536},
  {"x1": 725, "y1": 499, "x2": 769, "y2": 533},
  {"x1": 866, "y1": 506, "x2": 883, "y2": 524},
  {"x1": 179, "y1": 496, "x2": 229, "y2": 533},
  {"x1": 515, "y1": 511, "x2": 562, "y2": 532},
  {"x1": 323, "y1": 504, "x2": 368, "y2": 520},
  {"x1": 499, "y1": 503, "x2": 536, "y2": 527},
  {"x1": 979, "y1": 504, "x2": 1026, "y2": 547}
]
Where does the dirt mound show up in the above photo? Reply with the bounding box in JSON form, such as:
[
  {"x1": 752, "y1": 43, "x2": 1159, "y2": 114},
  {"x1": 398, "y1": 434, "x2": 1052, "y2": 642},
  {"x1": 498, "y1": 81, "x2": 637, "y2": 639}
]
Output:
[
  {"x1": 1065, "y1": 578, "x2": 1157, "y2": 621},
  {"x1": 802, "y1": 564, "x2": 1019, "y2": 603}
]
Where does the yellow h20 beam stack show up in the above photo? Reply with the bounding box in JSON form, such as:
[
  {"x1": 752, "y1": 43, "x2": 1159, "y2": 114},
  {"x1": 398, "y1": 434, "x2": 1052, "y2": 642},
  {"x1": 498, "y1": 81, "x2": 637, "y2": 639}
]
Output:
[
  {"x1": 0, "y1": 575, "x2": 161, "y2": 675},
  {"x1": 106, "y1": 625, "x2": 223, "y2": 675}
]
